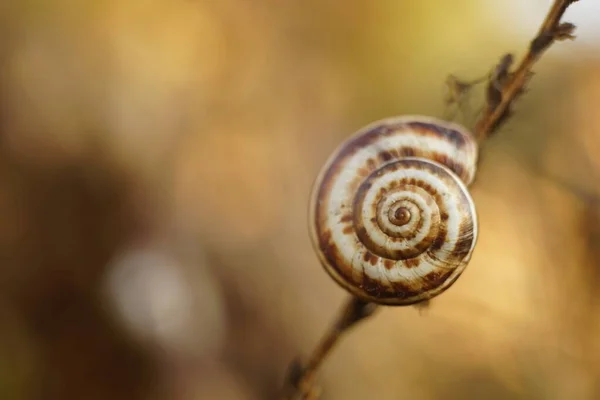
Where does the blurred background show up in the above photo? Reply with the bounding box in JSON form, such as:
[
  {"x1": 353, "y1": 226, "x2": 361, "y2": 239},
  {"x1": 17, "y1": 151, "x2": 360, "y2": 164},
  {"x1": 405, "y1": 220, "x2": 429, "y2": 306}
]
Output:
[{"x1": 0, "y1": 0, "x2": 599, "y2": 399}]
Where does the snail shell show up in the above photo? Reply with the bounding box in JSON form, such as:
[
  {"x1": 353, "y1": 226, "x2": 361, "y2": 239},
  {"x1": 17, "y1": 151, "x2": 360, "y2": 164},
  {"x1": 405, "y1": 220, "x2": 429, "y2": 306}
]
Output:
[{"x1": 309, "y1": 115, "x2": 478, "y2": 305}]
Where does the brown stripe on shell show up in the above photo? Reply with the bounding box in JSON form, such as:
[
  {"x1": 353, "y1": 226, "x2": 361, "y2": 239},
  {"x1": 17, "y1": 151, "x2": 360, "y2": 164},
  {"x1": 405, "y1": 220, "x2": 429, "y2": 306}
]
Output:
[
  {"x1": 419, "y1": 266, "x2": 465, "y2": 301},
  {"x1": 332, "y1": 123, "x2": 390, "y2": 161},
  {"x1": 388, "y1": 279, "x2": 425, "y2": 300},
  {"x1": 359, "y1": 274, "x2": 424, "y2": 301},
  {"x1": 429, "y1": 177, "x2": 473, "y2": 255},
  {"x1": 346, "y1": 176, "x2": 371, "y2": 201},
  {"x1": 378, "y1": 150, "x2": 394, "y2": 162},
  {"x1": 366, "y1": 158, "x2": 377, "y2": 170},
  {"x1": 411, "y1": 207, "x2": 426, "y2": 239},
  {"x1": 450, "y1": 219, "x2": 476, "y2": 260},
  {"x1": 430, "y1": 215, "x2": 448, "y2": 251},
  {"x1": 405, "y1": 120, "x2": 468, "y2": 150},
  {"x1": 398, "y1": 147, "x2": 416, "y2": 157},
  {"x1": 316, "y1": 229, "x2": 353, "y2": 277},
  {"x1": 340, "y1": 214, "x2": 353, "y2": 223},
  {"x1": 421, "y1": 269, "x2": 453, "y2": 287},
  {"x1": 383, "y1": 259, "x2": 395, "y2": 270},
  {"x1": 417, "y1": 180, "x2": 437, "y2": 199},
  {"x1": 359, "y1": 274, "x2": 390, "y2": 298},
  {"x1": 388, "y1": 148, "x2": 400, "y2": 158},
  {"x1": 362, "y1": 251, "x2": 379, "y2": 266},
  {"x1": 430, "y1": 152, "x2": 467, "y2": 183},
  {"x1": 427, "y1": 222, "x2": 475, "y2": 268},
  {"x1": 403, "y1": 258, "x2": 421, "y2": 268},
  {"x1": 357, "y1": 167, "x2": 372, "y2": 178}
]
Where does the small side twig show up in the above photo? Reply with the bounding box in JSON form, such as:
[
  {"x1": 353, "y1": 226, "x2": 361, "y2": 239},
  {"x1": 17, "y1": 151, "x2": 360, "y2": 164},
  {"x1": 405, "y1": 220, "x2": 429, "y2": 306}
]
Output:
[
  {"x1": 280, "y1": 297, "x2": 377, "y2": 399},
  {"x1": 443, "y1": 74, "x2": 488, "y2": 123},
  {"x1": 474, "y1": 0, "x2": 579, "y2": 142},
  {"x1": 282, "y1": 0, "x2": 580, "y2": 398}
]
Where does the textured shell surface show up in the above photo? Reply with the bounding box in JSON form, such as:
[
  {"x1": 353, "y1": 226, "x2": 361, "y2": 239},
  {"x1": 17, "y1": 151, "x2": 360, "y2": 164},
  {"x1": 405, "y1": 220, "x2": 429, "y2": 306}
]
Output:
[{"x1": 309, "y1": 115, "x2": 479, "y2": 305}]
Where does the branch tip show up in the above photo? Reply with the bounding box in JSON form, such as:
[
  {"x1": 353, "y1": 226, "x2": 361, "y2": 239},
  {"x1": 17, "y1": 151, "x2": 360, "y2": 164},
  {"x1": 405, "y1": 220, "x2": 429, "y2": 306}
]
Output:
[
  {"x1": 555, "y1": 22, "x2": 577, "y2": 40},
  {"x1": 474, "y1": 0, "x2": 580, "y2": 142}
]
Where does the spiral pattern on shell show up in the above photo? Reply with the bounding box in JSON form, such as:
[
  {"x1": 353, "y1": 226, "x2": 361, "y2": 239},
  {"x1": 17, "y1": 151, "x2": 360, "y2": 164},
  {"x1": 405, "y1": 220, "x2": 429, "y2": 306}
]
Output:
[{"x1": 309, "y1": 115, "x2": 479, "y2": 305}]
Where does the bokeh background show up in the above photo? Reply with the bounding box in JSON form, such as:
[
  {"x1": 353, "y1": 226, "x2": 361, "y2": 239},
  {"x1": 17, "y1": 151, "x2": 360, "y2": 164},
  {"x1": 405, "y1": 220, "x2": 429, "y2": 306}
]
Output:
[{"x1": 1, "y1": 0, "x2": 600, "y2": 399}]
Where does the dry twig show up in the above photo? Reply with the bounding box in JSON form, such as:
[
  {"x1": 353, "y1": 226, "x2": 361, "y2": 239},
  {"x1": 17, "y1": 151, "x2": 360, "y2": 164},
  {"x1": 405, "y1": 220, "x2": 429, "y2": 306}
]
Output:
[
  {"x1": 442, "y1": 74, "x2": 488, "y2": 124},
  {"x1": 281, "y1": 1, "x2": 580, "y2": 398},
  {"x1": 280, "y1": 297, "x2": 377, "y2": 400},
  {"x1": 474, "y1": 0, "x2": 579, "y2": 142}
]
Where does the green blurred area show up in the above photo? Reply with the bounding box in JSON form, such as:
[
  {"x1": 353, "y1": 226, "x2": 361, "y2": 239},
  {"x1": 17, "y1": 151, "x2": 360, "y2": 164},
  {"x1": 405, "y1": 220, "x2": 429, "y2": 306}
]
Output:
[{"x1": 1, "y1": 1, "x2": 599, "y2": 399}]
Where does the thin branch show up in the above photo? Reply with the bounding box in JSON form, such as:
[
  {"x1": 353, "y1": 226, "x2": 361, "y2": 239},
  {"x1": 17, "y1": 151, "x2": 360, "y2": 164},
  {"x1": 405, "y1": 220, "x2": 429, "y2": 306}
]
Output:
[
  {"x1": 474, "y1": 0, "x2": 579, "y2": 142},
  {"x1": 280, "y1": 297, "x2": 377, "y2": 399},
  {"x1": 282, "y1": 0, "x2": 581, "y2": 398}
]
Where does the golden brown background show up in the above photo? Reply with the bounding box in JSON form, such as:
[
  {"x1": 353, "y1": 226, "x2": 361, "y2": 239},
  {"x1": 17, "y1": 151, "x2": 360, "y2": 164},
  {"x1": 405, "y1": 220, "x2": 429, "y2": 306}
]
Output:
[{"x1": 1, "y1": 1, "x2": 599, "y2": 399}]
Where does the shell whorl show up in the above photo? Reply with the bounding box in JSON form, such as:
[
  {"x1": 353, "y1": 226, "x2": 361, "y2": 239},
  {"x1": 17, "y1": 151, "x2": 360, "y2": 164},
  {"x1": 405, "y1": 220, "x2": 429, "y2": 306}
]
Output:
[{"x1": 309, "y1": 115, "x2": 479, "y2": 305}]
